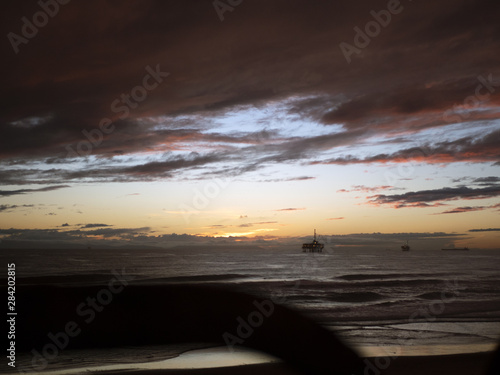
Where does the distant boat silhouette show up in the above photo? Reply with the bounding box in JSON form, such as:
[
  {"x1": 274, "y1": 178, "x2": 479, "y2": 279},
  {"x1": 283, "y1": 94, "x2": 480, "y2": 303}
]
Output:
[
  {"x1": 401, "y1": 240, "x2": 410, "y2": 251},
  {"x1": 302, "y1": 229, "x2": 324, "y2": 253},
  {"x1": 442, "y1": 247, "x2": 469, "y2": 251}
]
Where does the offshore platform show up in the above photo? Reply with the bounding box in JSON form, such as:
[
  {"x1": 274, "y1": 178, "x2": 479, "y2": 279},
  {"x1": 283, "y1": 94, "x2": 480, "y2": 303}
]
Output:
[
  {"x1": 401, "y1": 240, "x2": 410, "y2": 251},
  {"x1": 302, "y1": 229, "x2": 324, "y2": 253}
]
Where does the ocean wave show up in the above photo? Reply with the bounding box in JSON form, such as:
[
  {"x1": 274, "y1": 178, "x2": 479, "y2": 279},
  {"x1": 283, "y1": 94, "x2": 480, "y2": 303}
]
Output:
[
  {"x1": 336, "y1": 272, "x2": 456, "y2": 281},
  {"x1": 147, "y1": 273, "x2": 255, "y2": 283},
  {"x1": 326, "y1": 291, "x2": 386, "y2": 303},
  {"x1": 347, "y1": 278, "x2": 451, "y2": 288},
  {"x1": 417, "y1": 291, "x2": 449, "y2": 300},
  {"x1": 271, "y1": 291, "x2": 388, "y2": 304},
  {"x1": 277, "y1": 278, "x2": 454, "y2": 289}
]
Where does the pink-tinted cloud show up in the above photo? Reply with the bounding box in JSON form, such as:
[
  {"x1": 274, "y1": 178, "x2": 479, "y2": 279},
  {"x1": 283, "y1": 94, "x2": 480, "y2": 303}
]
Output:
[
  {"x1": 1, "y1": 0, "x2": 499, "y2": 188},
  {"x1": 337, "y1": 185, "x2": 394, "y2": 193},
  {"x1": 368, "y1": 185, "x2": 500, "y2": 208},
  {"x1": 313, "y1": 129, "x2": 500, "y2": 166},
  {"x1": 435, "y1": 206, "x2": 487, "y2": 214}
]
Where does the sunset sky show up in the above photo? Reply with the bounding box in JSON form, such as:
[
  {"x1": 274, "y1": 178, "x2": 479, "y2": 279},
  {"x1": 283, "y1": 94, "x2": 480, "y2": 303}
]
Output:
[{"x1": 1, "y1": 0, "x2": 499, "y2": 250}]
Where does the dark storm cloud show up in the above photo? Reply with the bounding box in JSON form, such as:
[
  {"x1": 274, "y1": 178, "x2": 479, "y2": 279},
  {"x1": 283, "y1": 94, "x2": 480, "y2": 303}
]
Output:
[
  {"x1": 321, "y1": 79, "x2": 500, "y2": 127},
  {"x1": 76, "y1": 227, "x2": 151, "y2": 237},
  {"x1": 469, "y1": 228, "x2": 500, "y2": 232},
  {"x1": 435, "y1": 206, "x2": 487, "y2": 214},
  {"x1": 0, "y1": 228, "x2": 76, "y2": 241},
  {"x1": 0, "y1": 226, "x2": 153, "y2": 249},
  {"x1": 1, "y1": 0, "x2": 500, "y2": 184},
  {"x1": 0, "y1": 153, "x2": 230, "y2": 185},
  {"x1": 0, "y1": 119, "x2": 496, "y2": 187},
  {"x1": 80, "y1": 223, "x2": 113, "y2": 229},
  {"x1": 0, "y1": 117, "x2": 272, "y2": 161},
  {"x1": 313, "y1": 129, "x2": 500, "y2": 166},
  {"x1": 369, "y1": 185, "x2": 500, "y2": 208},
  {"x1": 119, "y1": 153, "x2": 225, "y2": 176},
  {"x1": 473, "y1": 176, "x2": 500, "y2": 184},
  {"x1": 0, "y1": 185, "x2": 70, "y2": 197},
  {"x1": 0, "y1": 204, "x2": 35, "y2": 212},
  {"x1": 62, "y1": 152, "x2": 226, "y2": 183}
]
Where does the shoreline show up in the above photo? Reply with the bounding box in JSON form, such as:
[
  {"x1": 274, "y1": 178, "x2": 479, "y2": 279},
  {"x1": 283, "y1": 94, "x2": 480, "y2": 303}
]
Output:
[
  {"x1": 18, "y1": 345, "x2": 498, "y2": 375},
  {"x1": 88, "y1": 351, "x2": 497, "y2": 375}
]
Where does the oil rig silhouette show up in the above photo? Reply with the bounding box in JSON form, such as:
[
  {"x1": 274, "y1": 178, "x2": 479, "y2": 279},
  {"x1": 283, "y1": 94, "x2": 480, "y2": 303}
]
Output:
[
  {"x1": 401, "y1": 240, "x2": 410, "y2": 251},
  {"x1": 302, "y1": 229, "x2": 324, "y2": 253}
]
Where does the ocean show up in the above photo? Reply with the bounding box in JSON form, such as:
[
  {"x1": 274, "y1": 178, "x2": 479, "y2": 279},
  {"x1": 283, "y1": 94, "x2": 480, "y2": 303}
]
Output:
[{"x1": 2, "y1": 247, "x2": 500, "y2": 374}]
